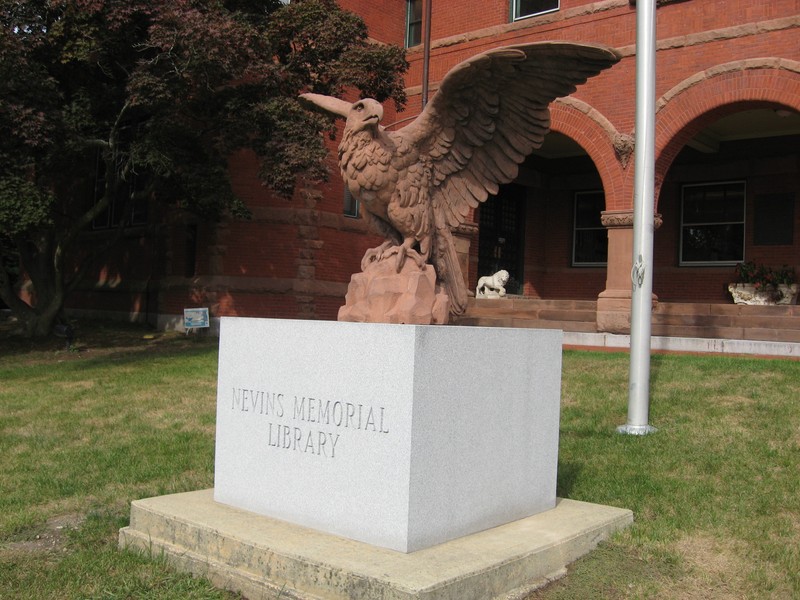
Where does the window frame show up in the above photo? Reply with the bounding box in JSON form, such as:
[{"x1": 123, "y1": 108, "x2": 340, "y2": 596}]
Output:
[
  {"x1": 572, "y1": 190, "x2": 607, "y2": 267},
  {"x1": 405, "y1": 0, "x2": 422, "y2": 48},
  {"x1": 91, "y1": 152, "x2": 148, "y2": 230},
  {"x1": 343, "y1": 187, "x2": 359, "y2": 218},
  {"x1": 679, "y1": 180, "x2": 746, "y2": 266},
  {"x1": 512, "y1": 0, "x2": 560, "y2": 22}
]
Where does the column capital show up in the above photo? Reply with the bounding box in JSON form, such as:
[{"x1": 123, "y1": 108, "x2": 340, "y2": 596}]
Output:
[{"x1": 601, "y1": 210, "x2": 662, "y2": 229}]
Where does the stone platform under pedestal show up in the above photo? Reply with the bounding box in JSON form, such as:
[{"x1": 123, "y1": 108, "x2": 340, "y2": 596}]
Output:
[{"x1": 119, "y1": 489, "x2": 633, "y2": 600}]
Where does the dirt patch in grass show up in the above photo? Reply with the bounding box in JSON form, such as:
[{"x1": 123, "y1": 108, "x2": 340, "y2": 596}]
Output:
[
  {"x1": 5, "y1": 514, "x2": 85, "y2": 554},
  {"x1": 658, "y1": 533, "x2": 775, "y2": 600},
  {"x1": 55, "y1": 380, "x2": 97, "y2": 392}
]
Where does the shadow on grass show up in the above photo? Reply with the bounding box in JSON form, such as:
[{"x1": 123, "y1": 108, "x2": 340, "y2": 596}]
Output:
[
  {"x1": 556, "y1": 460, "x2": 582, "y2": 498},
  {"x1": 11, "y1": 343, "x2": 221, "y2": 382},
  {"x1": 0, "y1": 318, "x2": 218, "y2": 367},
  {"x1": 648, "y1": 353, "x2": 669, "y2": 390}
]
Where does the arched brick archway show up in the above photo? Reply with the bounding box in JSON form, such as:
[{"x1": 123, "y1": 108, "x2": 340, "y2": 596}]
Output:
[
  {"x1": 550, "y1": 97, "x2": 630, "y2": 210},
  {"x1": 549, "y1": 98, "x2": 639, "y2": 331},
  {"x1": 654, "y1": 59, "x2": 800, "y2": 208}
]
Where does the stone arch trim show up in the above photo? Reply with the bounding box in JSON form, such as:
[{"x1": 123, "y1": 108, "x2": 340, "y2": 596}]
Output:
[
  {"x1": 654, "y1": 58, "x2": 800, "y2": 199},
  {"x1": 551, "y1": 97, "x2": 631, "y2": 211}
]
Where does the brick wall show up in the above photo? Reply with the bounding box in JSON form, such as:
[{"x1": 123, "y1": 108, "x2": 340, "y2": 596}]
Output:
[{"x1": 70, "y1": 0, "x2": 800, "y2": 325}]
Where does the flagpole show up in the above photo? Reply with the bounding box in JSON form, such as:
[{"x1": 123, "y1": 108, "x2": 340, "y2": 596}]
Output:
[{"x1": 618, "y1": 0, "x2": 658, "y2": 436}]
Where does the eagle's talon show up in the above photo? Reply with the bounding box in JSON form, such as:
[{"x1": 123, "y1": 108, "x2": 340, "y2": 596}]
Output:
[
  {"x1": 383, "y1": 244, "x2": 427, "y2": 272},
  {"x1": 361, "y1": 240, "x2": 394, "y2": 271},
  {"x1": 394, "y1": 247, "x2": 406, "y2": 272}
]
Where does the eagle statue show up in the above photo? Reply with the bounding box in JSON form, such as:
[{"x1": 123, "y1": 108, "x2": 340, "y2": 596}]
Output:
[{"x1": 300, "y1": 42, "x2": 621, "y2": 317}]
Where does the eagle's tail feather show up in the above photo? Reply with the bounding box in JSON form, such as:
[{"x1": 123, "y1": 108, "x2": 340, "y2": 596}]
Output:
[{"x1": 433, "y1": 228, "x2": 468, "y2": 316}]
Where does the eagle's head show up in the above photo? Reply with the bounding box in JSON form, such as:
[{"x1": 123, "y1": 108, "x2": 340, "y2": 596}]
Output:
[
  {"x1": 345, "y1": 98, "x2": 383, "y2": 134},
  {"x1": 298, "y1": 93, "x2": 384, "y2": 137}
]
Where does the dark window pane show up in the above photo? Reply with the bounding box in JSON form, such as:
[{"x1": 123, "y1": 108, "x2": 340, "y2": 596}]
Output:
[
  {"x1": 683, "y1": 182, "x2": 745, "y2": 223},
  {"x1": 410, "y1": 0, "x2": 422, "y2": 20},
  {"x1": 406, "y1": 0, "x2": 422, "y2": 47},
  {"x1": 185, "y1": 224, "x2": 197, "y2": 278},
  {"x1": 681, "y1": 224, "x2": 744, "y2": 263},
  {"x1": 680, "y1": 181, "x2": 745, "y2": 263},
  {"x1": 91, "y1": 153, "x2": 148, "y2": 229},
  {"x1": 517, "y1": 0, "x2": 558, "y2": 19},
  {"x1": 575, "y1": 192, "x2": 604, "y2": 228},
  {"x1": 574, "y1": 229, "x2": 608, "y2": 264},
  {"x1": 407, "y1": 23, "x2": 421, "y2": 47},
  {"x1": 573, "y1": 191, "x2": 606, "y2": 265},
  {"x1": 343, "y1": 188, "x2": 359, "y2": 218},
  {"x1": 131, "y1": 194, "x2": 148, "y2": 225}
]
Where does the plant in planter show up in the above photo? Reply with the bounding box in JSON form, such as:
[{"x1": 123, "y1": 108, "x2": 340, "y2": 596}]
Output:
[{"x1": 728, "y1": 262, "x2": 798, "y2": 305}]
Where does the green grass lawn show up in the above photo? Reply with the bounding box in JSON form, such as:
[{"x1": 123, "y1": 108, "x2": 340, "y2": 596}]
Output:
[{"x1": 1, "y1": 322, "x2": 798, "y2": 599}]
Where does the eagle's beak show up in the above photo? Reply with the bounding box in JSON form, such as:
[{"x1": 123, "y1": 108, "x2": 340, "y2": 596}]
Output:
[
  {"x1": 363, "y1": 100, "x2": 383, "y2": 126},
  {"x1": 346, "y1": 99, "x2": 383, "y2": 132}
]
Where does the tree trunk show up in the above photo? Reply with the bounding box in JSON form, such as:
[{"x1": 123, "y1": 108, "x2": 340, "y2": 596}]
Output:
[
  {"x1": 1, "y1": 273, "x2": 65, "y2": 338},
  {"x1": 1, "y1": 98, "x2": 143, "y2": 338},
  {"x1": 22, "y1": 303, "x2": 62, "y2": 338},
  {"x1": 1, "y1": 232, "x2": 67, "y2": 338}
]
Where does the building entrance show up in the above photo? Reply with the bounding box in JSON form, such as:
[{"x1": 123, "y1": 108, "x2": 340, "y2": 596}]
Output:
[{"x1": 477, "y1": 183, "x2": 527, "y2": 295}]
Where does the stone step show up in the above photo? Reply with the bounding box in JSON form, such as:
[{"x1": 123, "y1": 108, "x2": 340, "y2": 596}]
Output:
[
  {"x1": 650, "y1": 324, "x2": 800, "y2": 343},
  {"x1": 456, "y1": 316, "x2": 597, "y2": 333},
  {"x1": 654, "y1": 302, "x2": 800, "y2": 318},
  {"x1": 652, "y1": 312, "x2": 800, "y2": 330},
  {"x1": 652, "y1": 302, "x2": 800, "y2": 340},
  {"x1": 468, "y1": 297, "x2": 597, "y2": 314},
  {"x1": 459, "y1": 299, "x2": 800, "y2": 341},
  {"x1": 465, "y1": 298, "x2": 597, "y2": 321}
]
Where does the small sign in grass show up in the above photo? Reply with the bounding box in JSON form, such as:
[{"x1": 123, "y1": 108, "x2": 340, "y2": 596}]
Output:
[{"x1": 184, "y1": 308, "x2": 210, "y2": 331}]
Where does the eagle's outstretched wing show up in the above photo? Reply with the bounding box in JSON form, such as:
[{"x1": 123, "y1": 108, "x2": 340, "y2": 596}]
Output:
[
  {"x1": 299, "y1": 42, "x2": 621, "y2": 319},
  {"x1": 399, "y1": 42, "x2": 622, "y2": 229}
]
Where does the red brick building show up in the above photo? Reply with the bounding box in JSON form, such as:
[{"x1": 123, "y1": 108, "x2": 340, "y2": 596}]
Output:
[{"x1": 70, "y1": 0, "x2": 800, "y2": 342}]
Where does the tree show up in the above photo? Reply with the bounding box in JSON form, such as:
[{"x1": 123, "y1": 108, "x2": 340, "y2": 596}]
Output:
[{"x1": 0, "y1": 0, "x2": 407, "y2": 336}]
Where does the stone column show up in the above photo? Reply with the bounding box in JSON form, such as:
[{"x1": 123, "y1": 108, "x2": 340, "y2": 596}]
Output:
[{"x1": 596, "y1": 210, "x2": 662, "y2": 334}]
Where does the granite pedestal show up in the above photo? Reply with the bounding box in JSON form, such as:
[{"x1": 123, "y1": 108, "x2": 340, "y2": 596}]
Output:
[{"x1": 214, "y1": 318, "x2": 562, "y2": 552}]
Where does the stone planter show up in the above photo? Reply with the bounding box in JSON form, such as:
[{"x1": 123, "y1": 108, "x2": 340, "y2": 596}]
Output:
[{"x1": 728, "y1": 283, "x2": 799, "y2": 305}]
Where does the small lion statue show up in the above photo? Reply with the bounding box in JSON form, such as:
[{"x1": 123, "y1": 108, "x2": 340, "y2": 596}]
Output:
[{"x1": 476, "y1": 270, "x2": 510, "y2": 298}]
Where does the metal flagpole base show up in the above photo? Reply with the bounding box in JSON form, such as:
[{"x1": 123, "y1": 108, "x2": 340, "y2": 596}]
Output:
[{"x1": 616, "y1": 424, "x2": 658, "y2": 436}]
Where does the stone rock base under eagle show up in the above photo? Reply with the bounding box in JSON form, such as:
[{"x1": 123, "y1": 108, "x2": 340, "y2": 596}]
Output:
[{"x1": 338, "y1": 259, "x2": 450, "y2": 325}]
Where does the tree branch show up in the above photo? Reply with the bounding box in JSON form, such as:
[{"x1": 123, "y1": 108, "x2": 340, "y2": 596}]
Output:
[
  {"x1": 83, "y1": 138, "x2": 111, "y2": 150},
  {"x1": 61, "y1": 100, "x2": 132, "y2": 249}
]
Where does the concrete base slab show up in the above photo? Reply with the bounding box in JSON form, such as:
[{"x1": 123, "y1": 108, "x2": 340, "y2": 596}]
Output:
[
  {"x1": 562, "y1": 331, "x2": 800, "y2": 357},
  {"x1": 119, "y1": 489, "x2": 633, "y2": 600}
]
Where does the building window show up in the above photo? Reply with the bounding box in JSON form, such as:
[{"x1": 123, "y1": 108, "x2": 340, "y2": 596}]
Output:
[
  {"x1": 343, "y1": 188, "x2": 359, "y2": 218},
  {"x1": 680, "y1": 181, "x2": 745, "y2": 265},
  {"x1": 91, "y1": 153, "x2": 148, "y2": 229},
  {"x1": 406, "y1": 0, "x2": 422, "y2": 48},
  {"x1": 184, "y1": 223, "x2": 198, "y2": 278},
  {"x1": 573, "y1": 191, "x2": 607, "y2": 266},
  {"x1": 513, "y1": 0, "x2": 559, "y2": 21}
]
